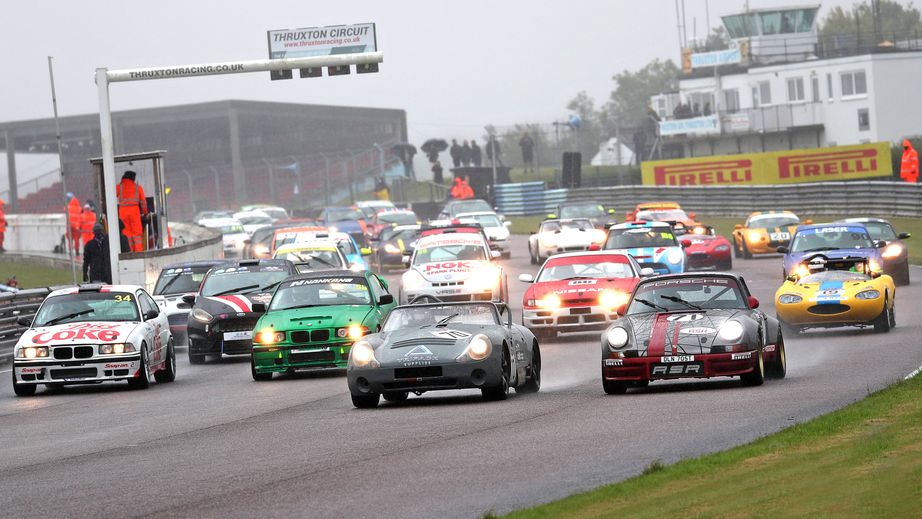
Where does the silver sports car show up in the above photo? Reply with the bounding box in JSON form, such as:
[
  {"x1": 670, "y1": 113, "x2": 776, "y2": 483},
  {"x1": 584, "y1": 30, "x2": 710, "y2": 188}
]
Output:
[{"x1": 347, "y1": 301, "x2": 541, "y2": 407}]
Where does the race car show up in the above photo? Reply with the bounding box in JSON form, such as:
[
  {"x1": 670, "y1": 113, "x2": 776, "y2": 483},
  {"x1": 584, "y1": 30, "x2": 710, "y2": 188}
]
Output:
[
  {"x1": 367, "y1": 209, "x2": 420, "y2": 238},
  {"x1": 233, "y1": 210, "x2": 274, "y2": 236},
  {"x1": 346, "y1": 301, "x2": 540, "y2": 407},
  {"x1": 370, "y1": 224, "x2": 420, "y2": 272},
  {"x1": 625, "y1": 201, "x2": 698, "y2": 225},
  {"x1": 836, "y1": 217, "x2": 911, "y2": 285},
  {"x1": 604, "y1": 221, "x2": 686, "y2": 274},
  {"x1": 318, "y1": 206, "x2": 368, "y2": 246},
  {"x1": 250, "y1": 270, "x2": 398, "y2": 380},
  {"x1": 678, "y1": 226, "x2": 733, "y2": 271},
  {"x1": 774, "y1": 255, "x2": 896, "y2": 334},
  {"x1": 600, "y1": 273, "x2": 785, "y2": 394},
  {"x1": 198, "y1": 217, "x2": 249, "y2": 258},
  {"x1": 355, "y1": 200, "x2": 397, "y2": 221},
  {"x1": 240, "y1": 204, "x2": 289, "y2": 222},
  {"x1": 186, "y1": 259, "x2": 298, "y2": 363},
  {"x1": 634, "y1": 207, "x2": 703, "y2": 228},
  {"x1": 778, "y1": 223, "x2": 885, "y2": 280},
  {"x1": 732, "y1": 211, "x2": 802, "y2": 258},
  {"x1": 456, "y1": 211, "x2": 512, "y2": 259},
  {"x1": 550, "y1": 201, "x2": 617, "y2": 229},
  {"x1": 274, "y1": 240, "x2": 350, "y2": 273},
  {"x1": 519, "y1": 251, "x2": 648, "y2": 339},
  {"x1": 270, "y1": 225, "x2": 329, "y2": 253},
  {"x1": 399, "y1": 228, "x2": 506, "y2": 304},
  {"x1": 12, "y1": 284, "x2": 176, "y2": 396},
  {"x1": 527, "y1": 218, "x2": 606, "y2": 264},
  {"x1": 152, "y1": 260, "x2": 223, "y2": 345},
  {"x1": 437, "y1": 199, "x2": 495, "y2": 220}
]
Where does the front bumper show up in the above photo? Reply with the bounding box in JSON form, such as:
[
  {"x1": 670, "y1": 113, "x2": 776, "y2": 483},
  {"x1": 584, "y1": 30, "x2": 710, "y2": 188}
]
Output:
[
  {"x1": 252, "y1": 342, "x2": 354, "y2": 372},
  {"x1": 404, "y1": 287, "x2": 496, "y2": 303},
  {"x1": 524, "y1": 304, "x2": 618, "y2": 332},
  {"x1": 14, "y1": 354, "x2": 142, "y2": 384},
  {"x1": 538, "y1": 243, "x2": 592, "y2": 258},
  {"x1": 188, "y1": 314, "x2": 261, "y2": 355},
  {"x1": 776, "y1": 300, "x2": 884, "y2": 327},
  {"x1": 348, "y1": 358, "x2": 502, "y2": 395},
  {"x1": 602, "y1": 351, "x2": 759, "y2": 382}
]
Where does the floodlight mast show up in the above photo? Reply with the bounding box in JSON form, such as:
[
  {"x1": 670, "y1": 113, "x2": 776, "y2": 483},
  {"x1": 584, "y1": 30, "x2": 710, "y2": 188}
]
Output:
[{"x1": 94, "y1": 52, "x2": 383, "y2": 284}]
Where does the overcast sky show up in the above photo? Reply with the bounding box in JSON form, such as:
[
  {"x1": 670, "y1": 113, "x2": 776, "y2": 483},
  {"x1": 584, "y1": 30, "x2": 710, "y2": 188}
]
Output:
[{"x1": 2, "y1": 0, "x2": 854, "y2": 144}]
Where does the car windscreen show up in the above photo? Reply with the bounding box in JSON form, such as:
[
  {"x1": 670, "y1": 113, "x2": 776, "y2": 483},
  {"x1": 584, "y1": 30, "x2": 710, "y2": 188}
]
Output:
[
  {"x1": 327, "y1": 208, "x2": 364, "y2": 221},
  {"x1": 450, "y1": 200, "x2": 491, "y2": 215},
  {"x1": 251, "y1": 227, "x2": 277, "y2": 246},
  {"x1": 270, "y1": 277, "x2": 371, "y2": 310},
  {"x1": 636, "y1": 209, "x2": 689, "y2": 222},
  {"x1": 383, "y1": 303, "x2": 498, "y2": 331},
  {"x1": 335, "y1": 239, "x2": 358, "y2": 256},
  {"x1": 799, "y1": 270, "x2": 870, "y2": 284},
  {"x1": 200, "y1": 266, "x2": 291, "y2": 296},
  {"x1": 378, "y1": 212, "x2": 418, "y2": 225},
  {"x1": 747, "y1": 215, "x2": 799, "y2": 229},
  {"x1": 627, "y1": 277, "x2": 746, "y2": 314},
  {"x1": 238, "y1": 215, "x2": 272, "y2": 225},
  {"x1": 380, "y1": 228, "x2": 418, "y2": 242},
  {"x1": 790, "y1": 226, "x2": 873, "y2": 252},
  {"x1": 414, "y1": 243, "x2": 486, "y2": 264},
  {"x1": 537, "y1": 258, "x2": 635, "y2": 281},
  {"x1": 606, "y1": 227, "x2": 677, "y2": 249},
  {"x1": 460, "y1": 214, "x2": 502, "y2": 228},
  {"x1": 277, "y1": 249, "x2": 345, "y2": 270},
  {"x1": 559, "y1": 204, "x2": 605, "y2": 218},
  {"x1": 855, "y1": 222, "x2": 896, "y2": 241},
  {"x1": 34, "y1": 292, "x2": 140, "y2": 326},
  {"x1": 154, "y1": 267, "x2": 210, "y2": 295}
]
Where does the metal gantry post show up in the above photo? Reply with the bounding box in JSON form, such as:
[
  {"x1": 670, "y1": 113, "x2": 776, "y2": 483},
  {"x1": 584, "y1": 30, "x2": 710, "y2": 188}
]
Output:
[
  {"x1": 95, "y1": 68, "x2": 123, "y2": 285},
  {"x1": 48, "y1": 57, "x2": 78, "y2": 284}
]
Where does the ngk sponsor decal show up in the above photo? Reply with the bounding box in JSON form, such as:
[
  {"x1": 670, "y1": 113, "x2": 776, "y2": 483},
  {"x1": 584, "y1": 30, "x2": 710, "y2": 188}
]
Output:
[
  {"x1": 32, "y1": 323, "x2": 123, "y2": 345},
  {"x1": 423, "y1": 261, "x2": 476, "y2": 274}
]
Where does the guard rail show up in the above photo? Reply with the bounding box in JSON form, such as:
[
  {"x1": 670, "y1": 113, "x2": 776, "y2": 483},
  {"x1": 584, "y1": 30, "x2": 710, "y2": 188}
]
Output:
[{"x1": 0, "y1": 287, "x2": 68, "y2": 365}]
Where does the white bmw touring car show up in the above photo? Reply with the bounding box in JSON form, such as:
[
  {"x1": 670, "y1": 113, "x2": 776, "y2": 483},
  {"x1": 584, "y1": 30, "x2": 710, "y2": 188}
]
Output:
[{"x1": 11, "y1": 284, "x2": 176, "y2": 396}]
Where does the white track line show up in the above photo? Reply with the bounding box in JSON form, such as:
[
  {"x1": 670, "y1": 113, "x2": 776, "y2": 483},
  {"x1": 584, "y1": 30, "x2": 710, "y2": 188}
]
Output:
[
  {"x1": 0, "y1": 369, "x2": 11, "y2": 374},
  {"x1": 905, "y1": 365, "x2": 922, "y2": 381}
]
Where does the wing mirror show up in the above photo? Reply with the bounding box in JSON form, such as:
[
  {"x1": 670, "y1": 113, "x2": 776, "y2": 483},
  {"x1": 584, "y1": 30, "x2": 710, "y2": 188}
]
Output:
[
  {"x1": 378, "y1": 294, "x2": 395, "y2": 305},
  {"x1": 681, "y1": 239, "x2": 692, "y2": 248},
  {"x1": 518, "y1": 273, "x2": 534, "y2": 283},
  {"x1": 588, "y1": 243, "x2": 601, "y2": 251},
  {"x1": 748, "y1": 296, "x2": 760, "y2": 309},
  {"x1": 402, "y1": 255, "x2": 411, "y2": 267},
  {"x1": 616, "y1": 304, "x2": 627, "y2": 316},
  {"x1": 786, "y1": 274, "x2": 799, "y2": 282},
  {"x1": 640, "y1": 267, "x2": 656, "y2": 277},
  {"x1": 874, "y1": 240, "x2": 887, "y2": 248},
  {"x1": 776, "y1": 246, "x2": 789, "y2": 254},
  {"x1": 16, "y1": 316, "x2": 32, "y2": 327},
  {"x1": 360, "y1": 247, "x2": 372, "y2": 256},
  {"x1": 251, "y1": 302, "x2": 267, "y2": 313},
  {"x1": 898, "y1": 232, "x2": 911, "y2": 240},
  {"x1": 144, "y1": 309, "x2": 160, "y2": 320},
  {"x1": 181, "y1": 294, "x2": 196, "y2": 305}
]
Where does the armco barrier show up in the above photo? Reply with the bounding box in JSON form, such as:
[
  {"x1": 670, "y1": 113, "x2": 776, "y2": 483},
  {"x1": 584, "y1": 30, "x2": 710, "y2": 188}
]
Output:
[
  {"x1": 494, "y1": 182, "x2": 568, "y2": 216},
  {"x1": 495, "y1": 181, "x2": 922, "y2": 218},
  {"x1": 0, "y1": 287, "x2": 70, "y2": 364}
]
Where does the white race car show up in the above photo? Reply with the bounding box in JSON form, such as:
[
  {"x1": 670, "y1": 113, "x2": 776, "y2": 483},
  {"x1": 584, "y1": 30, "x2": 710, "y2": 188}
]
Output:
[
  {"x1": 455, "y1": 211, "x2": 512, "y2": 259},
  {"x1": 199, "y1": 217, "x2": 249, "y2": 258},
  {"x1": 527, "y1": 218, "x2": 606, "y2": 264},
  {"x1": 233, "y1": 210, "x2": 274, "y2": 236},
  {"x1": 11, "y1": 284, "x2": 176, "y2": 396},
  {"x1": 400, "y1": 228, "x2": 507, "y2": 304}
]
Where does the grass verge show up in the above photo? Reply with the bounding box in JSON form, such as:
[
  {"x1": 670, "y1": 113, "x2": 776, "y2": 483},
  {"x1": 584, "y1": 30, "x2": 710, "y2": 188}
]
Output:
[
  {"x1": 0, "y1": 259, "x2": 74, "y2": 289},
  {"x1": 502, "y1": 374, "x2": 922, "y2": 518}
]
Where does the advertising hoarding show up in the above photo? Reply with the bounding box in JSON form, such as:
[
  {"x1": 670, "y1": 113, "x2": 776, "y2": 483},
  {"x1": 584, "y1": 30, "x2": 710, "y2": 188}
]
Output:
[{"x1": 267, "y1": 23, "x2": 377, "y2": 79}]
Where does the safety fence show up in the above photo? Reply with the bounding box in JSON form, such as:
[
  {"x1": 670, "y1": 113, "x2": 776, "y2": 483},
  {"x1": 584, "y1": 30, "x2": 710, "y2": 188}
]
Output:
[
  {"x1": 0, "y1": 287, "x2": 66, "y2": 364},
  {"x1": 495, "y1": 180, "x2": 922, "y2": 218}
]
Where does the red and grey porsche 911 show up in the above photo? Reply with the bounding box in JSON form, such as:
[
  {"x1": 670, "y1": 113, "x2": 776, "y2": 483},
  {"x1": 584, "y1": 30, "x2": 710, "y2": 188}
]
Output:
[
  {"x1": 519, "y1": 251, "x2": 650, "y2": 340},
  {"x1": 678, "y1": 226, "x2": 733, "y2": 271},
  {"x1": 600, "y1": 272, "x2": 785, "y2": 394}
]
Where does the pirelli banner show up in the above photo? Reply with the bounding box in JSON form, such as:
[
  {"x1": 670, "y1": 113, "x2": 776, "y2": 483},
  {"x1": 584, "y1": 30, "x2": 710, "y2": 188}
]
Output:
[{"x1": 641, "y1": 142, "x2": 892, "y2": 186}]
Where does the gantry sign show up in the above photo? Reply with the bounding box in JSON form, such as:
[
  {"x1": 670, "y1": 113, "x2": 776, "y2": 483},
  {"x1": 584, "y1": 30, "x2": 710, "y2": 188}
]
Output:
[{"x1": 95, "y1": 23, "x2": 382, "y2": 283}]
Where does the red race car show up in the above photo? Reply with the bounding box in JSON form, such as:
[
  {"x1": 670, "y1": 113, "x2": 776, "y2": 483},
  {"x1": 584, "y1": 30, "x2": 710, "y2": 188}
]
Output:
[
  {"x1": 679, "y1": 226, "x2": 733, "y2": 271},
  {"x1": 518, "y1": 251, "x2": 650, "y2": 340}
]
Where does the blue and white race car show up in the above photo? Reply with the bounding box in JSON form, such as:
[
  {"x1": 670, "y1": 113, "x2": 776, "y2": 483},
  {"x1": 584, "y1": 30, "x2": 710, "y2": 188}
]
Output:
[
  {"x1": 603, "y1": 221, "x2": 686, "y2": 275},
  {"x1": 778, "y1": 223, "x2": 884, "y2": 280}
]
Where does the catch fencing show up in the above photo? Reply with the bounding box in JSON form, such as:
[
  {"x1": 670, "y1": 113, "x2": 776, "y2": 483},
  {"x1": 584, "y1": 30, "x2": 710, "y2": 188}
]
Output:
[
  {"x1": 495, "y1": 181, "x2": 922, "y2": 218},
  {"x1": 0, "y1": 288, "x2": 66, "y2": 364}
]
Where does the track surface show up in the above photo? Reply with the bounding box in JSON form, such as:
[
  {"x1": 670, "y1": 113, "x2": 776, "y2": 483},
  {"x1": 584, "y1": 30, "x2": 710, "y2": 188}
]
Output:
[{"x1": 1, "y1": 235, "x2": 920, "y2": 518}]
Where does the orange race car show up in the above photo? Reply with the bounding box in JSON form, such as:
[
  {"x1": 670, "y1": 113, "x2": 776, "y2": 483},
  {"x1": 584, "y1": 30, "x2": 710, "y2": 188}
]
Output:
[
  {"x1": 627, "y1": 201, "x2": 702, "y2": 228},
  {"x1": 731, "y1": 211, "x2": 809, "y2": 258}
]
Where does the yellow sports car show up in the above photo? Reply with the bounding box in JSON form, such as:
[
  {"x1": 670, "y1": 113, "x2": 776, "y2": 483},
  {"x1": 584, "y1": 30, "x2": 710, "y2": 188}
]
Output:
[
  {"x1": 775, "y1": 255, "x2": 895, "y2": 334},
  {"x1": 732, "y1": 211, "x2": 806, "y2": 258}
]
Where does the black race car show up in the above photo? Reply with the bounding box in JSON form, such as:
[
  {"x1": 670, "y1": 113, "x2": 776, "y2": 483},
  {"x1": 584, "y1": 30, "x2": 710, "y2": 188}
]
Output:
[
  {"x1": 836, "y1": 217, "x2": 911, "y2": 285},
  {"x1": 185, "y1": 259, "x2": 297, "y2": 363},
  {"x1": 552, "y1": 201, "x2": 617, "y2": 229},
  {"x1": 152, "y1": 260, "x2": 224, "y2": 346},
  {"x1": 347, "y1": 301, "x2": 541, "y2": 407},
  {"x1": 600, "y1": 272, "x2": 785, "y2": 394},
  {"x1": 370, "y1": 224, "x2": 420, "y2": 272}
]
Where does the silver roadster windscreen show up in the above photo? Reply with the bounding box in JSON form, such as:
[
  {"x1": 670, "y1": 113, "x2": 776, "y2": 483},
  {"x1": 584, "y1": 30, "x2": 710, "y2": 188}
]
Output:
[{"x1": 383, "y1": 304, "x2": 499, "y2": 331}]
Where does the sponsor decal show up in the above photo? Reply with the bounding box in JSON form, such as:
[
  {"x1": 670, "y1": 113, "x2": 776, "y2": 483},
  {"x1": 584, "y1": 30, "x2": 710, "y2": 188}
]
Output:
[
  {"x1": 422, "y1": 261, "x2": 478, "y2": 275},
  {"x1": 769, "y1": 232, "x2": 791, "y2": 241},
  {"x1": 650, "y1": 159, "x2": 753, "y2": 186},
  {"x1": 289, "y1": 277, "x2": 357, "y2": 286},
  {"x1": 764, "y1": 344, "x2": 776, "y2": 352},
  {"x1": 642, "y1": 278, "x2": 730, "y2": 290},
  {"x1": 651, "y1": 363, "x2": 703, "y2": 376},
  {"x1": 104, "y1": 363, "x2": 131, "y2": 369},
  {"x1": 19, "y1": 367, "x2": 43, "y2": 374},
  {"x1": 431, "y1": 330, "x2": 471, "y2": 340},
  {"x1": 568, "y1": 279, "x2": 597, "y2": 286},
  {"x1": 731, "y1": 352, "x2": 753, "y2": 360},
  {"x1": 604, "y1": 359, "x2": 623, "y2": 367},
  {"x1": 666, "y1": 313, "x2": 705, "y2": 322},
  {"x1": 679, "y1": 327, "x2": 715, "y2": 335},
  {"x1": 32, "y1": 323, "x2": 123, "y2": 345},
  {"x1": 777, "y1": 148, "x2": 879, "y2": 180},
  {"x1": 661, "y1": 355, "x2": 695, "y2": 363},
  {"x1": 406, "y1": 345, "x2": 434, "y2": 357}
]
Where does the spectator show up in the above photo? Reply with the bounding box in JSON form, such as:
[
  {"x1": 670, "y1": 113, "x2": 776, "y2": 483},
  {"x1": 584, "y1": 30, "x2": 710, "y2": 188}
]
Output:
[
  {"x1": 519, "y1": 133, "x2": 535, "y2": 174},
  {"x1": 80, "y1": 203, "x2": 97, "y2": 247},
  {"x1": 461, "y1": 140, "x2": 472, "y2": 167},
  {"x1": 901, "y1": 139, "x2": 919, "y2": 183},
  {"x1": 703, "y1": 102, "x2": 712, "y2": 116},
  {"x1": 83, "y1": 223, "x2": 112, "y2": 284},
  {"x1": 449, "y1": 139, "x2": 461, "y2": 168},
  {"x1": 470, "y1": 139, "x2": 483, "y2": 167},
  {"x1": 373, "y1": 176, "x2": 390, "y2": 201},
  {"x1": 431, "y1": 161, "x2": 444, "y2": 184},
  {"x1": 66, "y1": 193, "x2": 82, "y2": 255},
  {"x1": 487, "y1": 135, "x2": 504, "y2": 167}
]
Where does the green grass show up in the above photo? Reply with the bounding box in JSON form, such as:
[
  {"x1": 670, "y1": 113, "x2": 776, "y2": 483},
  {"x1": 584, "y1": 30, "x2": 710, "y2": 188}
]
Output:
[
  {"x1": 0, "y1": 259, "x2": 75, "y2": 289},
  {"x1": 503, "y1": 374, "x2": 922, "y2": 518}
]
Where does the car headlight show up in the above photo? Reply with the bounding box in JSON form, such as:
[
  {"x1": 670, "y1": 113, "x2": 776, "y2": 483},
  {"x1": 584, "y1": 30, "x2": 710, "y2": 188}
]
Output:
[
  {"x1": 402, "y1": 270, "x2": 427, "y2": 291},
  {"x1": 350, "y1": 340, "x2": 378, "y2": 368},
  {"x1": 881, "y1": 243, "x2": 903, "y2": 259},
  {"x1": 591, "y1": 229, "x2": 607, "y2": 244},
  {"x1": 599, "y1": 290, "x2": 628, "y2": 309},
  {"x1": 17, "y1": 346, "x2": 49, "y2": 359},
  {"x1": 328, "y1": 226, "x2": 338, "y2": 233},
  {"x1": 384, "y1": 243, "x2": 400, "y2": 254},
  {"x1": 793, "y1": 264, "x2": 810, "y2": 279},
  {"x1": 606, "y1": 327, "x2": 629, "y2": 350},
  {"x1": 99, "y1": 343, "x2": 136, "y2": 355},
  {"x1": 458, "y1": 334, "x2": 492, "y2": 362},
  {"x1": 717, "y1": 321, "x2": 744, "y2": 342},
  {"x1": 747, "y1": 230, "x2": 761, "y2": 243},
  {"x1": 856, "y1": 289, "x2": 881, "y2": 300},
  {"x1": 778, "y1": 294, "x2": 803, "y2": 304},
  {"x1": 715, "y1": 245, "x2": 730, "y2": 252},
  {"x1": 191, "y1": 308, "x2": 213, "y2": 323},
  {"x1": 869, "y1": 258, "x2": 882, "y2": 273},
  {"x1": 666, "y1": 249, "x2": 684, "y2": 264},
  {"x1": 348, "y1": 324, "x2": 365, "y2": 339},
  {"x1": 255, "y1": 330, "x2": 285, "y2": 344},
  {"x1": 536, "y1": 294, "x2": 561, "y2": 309},
  {"x1": 253, "y1": 244, "x2": 269, "y2": 256},
  {"x1": 540, "y1": 237, "x2": 557, "y2": 248},
  {"x1": 468, "y1": 265, "x2": 501, "y2": 291}
]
